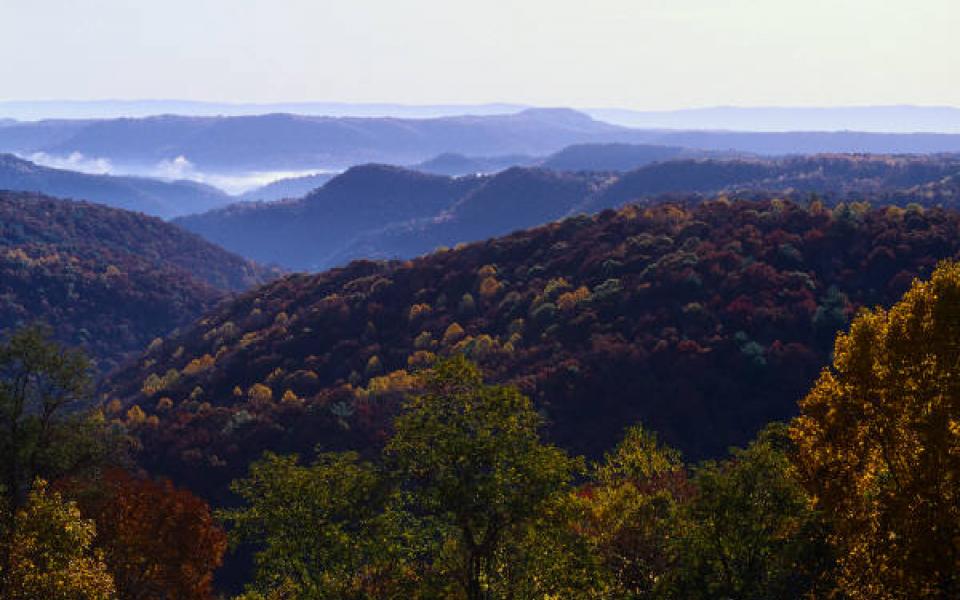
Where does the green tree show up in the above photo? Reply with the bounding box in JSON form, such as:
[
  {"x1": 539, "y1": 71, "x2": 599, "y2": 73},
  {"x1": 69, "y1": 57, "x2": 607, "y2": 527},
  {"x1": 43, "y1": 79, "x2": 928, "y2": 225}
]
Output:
[
  {"x1": 223, "y1": 357, "x2": 585, "y2": 599},
  {"x1": 791, "y1": 261, "x2": 960, "y2": 598},
  {"x1": 664, "y1": 425, "x2": 830, "y2": 600},
  {"x1": 386, "y1": 355, "x2": 581, "y2": 600},
  {"x1": 0, "y1": 325, "x2": 116, "y2": 596},
  {"x1": 490, "y1": 492, "x2": 602, "y2": 599},
  {"x1": 220, "y1": 451, "x2": 399, "y2": 599},
  {"x1": 584, "y1": 423, "x2": 689, "y2": 598}
]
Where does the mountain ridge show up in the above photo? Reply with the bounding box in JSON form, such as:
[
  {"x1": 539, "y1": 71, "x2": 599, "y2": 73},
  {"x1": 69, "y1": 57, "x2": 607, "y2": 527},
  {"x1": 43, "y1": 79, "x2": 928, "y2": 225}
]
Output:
[
  {"x1": 0, "y1": 153, "x2": 233, "y2": 218},
  {"x1": 0, "y1": 190, "x2": 277, "y2": 369},
  {"x1": 177, "y1": 154, "x2": 960, "y2": 271}
]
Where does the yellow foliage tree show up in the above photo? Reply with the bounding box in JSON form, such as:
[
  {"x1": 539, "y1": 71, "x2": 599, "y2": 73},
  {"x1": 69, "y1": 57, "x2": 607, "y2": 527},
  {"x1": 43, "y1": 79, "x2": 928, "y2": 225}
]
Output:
[
  {"x1": 478, "y1": 276, "x2": 502, "y2": 299},
  {"x1": 182, "y1": 354, "x2": 215, "y2": 376},
  {"x1": 125, "y1": 404, "x2": 146, "y2": 426},
  {"x1": 408, "y1": 303, "x2": 432, "y2": 321},
  {"x1": 2, "y1": 480, "x2": 115, "y2": 599},
  {"x1": 247, "y1": 384, "x2": 273, "y2": 406},
  {"x1": 442, "y1": 322, "x2": 466, "y2": 346},
  {"x1": 791, "y1": 261, "x2": 960, "y2": 599},
  {"x1": 281, "y1": 390, "x2": 301, "y2": 406}
]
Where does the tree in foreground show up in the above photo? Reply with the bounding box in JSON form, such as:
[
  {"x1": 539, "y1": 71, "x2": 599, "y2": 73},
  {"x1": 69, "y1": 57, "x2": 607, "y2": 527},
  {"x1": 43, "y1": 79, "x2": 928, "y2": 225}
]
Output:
[
  {"x1": 220, "y1": 451, "x2": 390, "y2": 599},
  {"x1": 582, "y1": 423, "x2": 689, "y2": 597},
  {"x1": 664, "y1": 424, "x2": 831, "y2": 600},
  {"x1": 2, "y1": 479, "x2": 115, "y2": 600},
  {"x1": 68, "y1": 469, "x2": 226, "y2": 600},
  {"x1": 0, "y1": 325, "x2": 118, "y2": 597},
  {"x1": 386, "y1": 355, "x2": 584, "y2": 599},
  {"x1": 0, "y1": 325, "x2": 109, "y2": 510},
  {"x1": 791, "y1": 261, "x2": 960, "y2": 598},
  {"x1": 224, "y1": 356, "x2": 586, "y2": 599}
]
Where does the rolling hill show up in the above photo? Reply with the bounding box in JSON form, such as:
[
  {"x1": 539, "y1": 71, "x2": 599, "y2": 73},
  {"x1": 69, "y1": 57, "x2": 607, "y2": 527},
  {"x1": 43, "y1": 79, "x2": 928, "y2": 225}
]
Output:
[
  {"x1": 106, "y1": 196, "x2": 960, "y2": 499},
  {"x1": 0, "y1": 153, "x2": 233, "y2": 218},
  {"x1": 237, "y1": 172, "x2": 337, "y2": 202},
  {"x1": 175, "y1": 164, "x2": 485, "y2": 270},
  {"x1": 177, "y1": 154, "x2": 960, "y2": 271},
  {"x1": 0, "y1": 190, "x2": 276, "y2": 369},
  {"x1": 411, "y1": 152, "x2": 538, "y2": 176}
]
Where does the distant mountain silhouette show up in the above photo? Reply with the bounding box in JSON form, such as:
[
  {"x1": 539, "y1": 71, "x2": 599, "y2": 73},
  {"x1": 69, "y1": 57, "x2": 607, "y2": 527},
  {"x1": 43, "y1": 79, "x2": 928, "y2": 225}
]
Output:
[
  {"x1": 411, "y1": 153, "x2": 537, "y2": 176},
  {"x1": 177, "y1": 155, "x2": 960, "y2": 271},
  {"x1": 6, "y1": 109, "x2": 960, "y2": 175},
  {"x1": 0, "y1": 153, "x2": 232, "y2": 218},
  {"x1": 6, "y1": 101, "x2": 960, "y2": 133},
  {"x1": 237, "y1": 172, "x2": 337, "y2": 202},
  {"x1": 587, "y1": 105, "x2": 960, "y2": 133},
  {"x1": 175, "y1": 165, "x2": 483, "y2": 270},
  {"x1": 0, "y1": 100, "x2": 527, "y2": 121},
  {"x1": 0, "y1": 109, "x2": 649, "y2": 171}
]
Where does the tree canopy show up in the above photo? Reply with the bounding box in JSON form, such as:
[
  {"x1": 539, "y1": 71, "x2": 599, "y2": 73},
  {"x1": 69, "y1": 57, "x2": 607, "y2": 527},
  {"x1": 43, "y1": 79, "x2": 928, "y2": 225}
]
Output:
[{"x1": 792, "y1": 260, "x2": 960, "y2": 598}]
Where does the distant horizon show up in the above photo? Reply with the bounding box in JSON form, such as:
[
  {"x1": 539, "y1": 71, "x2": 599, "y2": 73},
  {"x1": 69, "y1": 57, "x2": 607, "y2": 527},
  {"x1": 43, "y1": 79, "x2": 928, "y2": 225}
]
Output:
[
  {"x1": 3, "y1": 98, "x2": 960, "y2": 110},
  {"x1": 4, "y1": 100, "x2": 960, "y2": 134}
]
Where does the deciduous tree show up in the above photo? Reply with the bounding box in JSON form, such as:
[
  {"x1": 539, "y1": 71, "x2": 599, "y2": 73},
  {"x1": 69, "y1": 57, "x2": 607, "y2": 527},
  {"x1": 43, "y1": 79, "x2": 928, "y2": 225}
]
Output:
[
  {"x1": 387, "y1": 355, "x2": 581, "y2": 600},
  {"x1": 791, "y1": 261, "x2": 960, "y2": 598}
]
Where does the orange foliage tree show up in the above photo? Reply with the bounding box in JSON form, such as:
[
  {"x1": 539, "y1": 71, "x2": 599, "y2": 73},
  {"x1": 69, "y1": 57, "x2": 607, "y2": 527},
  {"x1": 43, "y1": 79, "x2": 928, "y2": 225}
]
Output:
[{"x1": 74, "y1": 470, "x2": 226, "y2": 600}]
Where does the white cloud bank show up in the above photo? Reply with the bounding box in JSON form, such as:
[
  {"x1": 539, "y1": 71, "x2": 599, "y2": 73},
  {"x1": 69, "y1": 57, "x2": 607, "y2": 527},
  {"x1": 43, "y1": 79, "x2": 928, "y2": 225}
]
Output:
[{"x1": 24, "y1": 152, "x2": 332, "y2": 195}]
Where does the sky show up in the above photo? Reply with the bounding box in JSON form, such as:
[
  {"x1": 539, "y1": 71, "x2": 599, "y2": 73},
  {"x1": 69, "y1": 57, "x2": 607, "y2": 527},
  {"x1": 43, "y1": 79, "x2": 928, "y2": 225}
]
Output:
[{"x1": 1, "y1": 0, "x2": 958, "y2": 109}]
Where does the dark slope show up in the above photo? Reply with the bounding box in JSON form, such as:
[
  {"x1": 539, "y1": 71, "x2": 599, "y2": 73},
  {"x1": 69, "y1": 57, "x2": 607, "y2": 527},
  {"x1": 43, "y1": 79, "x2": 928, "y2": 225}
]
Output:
[
  {"x1": 0, "y1": 191, "x2": 276, "y2": 369},
  {"x1": 0, "y1": 153, "x2": 232, "y2": 218},
  {"x1": 176, "y1": 165, "x2": 484, "y2": 270},
  {"x1": 107, "y1": 198, "x2": 960, "y2": 497},
  {"x1": 330, "y1": 168, "x2": 605, "y2": 264}
]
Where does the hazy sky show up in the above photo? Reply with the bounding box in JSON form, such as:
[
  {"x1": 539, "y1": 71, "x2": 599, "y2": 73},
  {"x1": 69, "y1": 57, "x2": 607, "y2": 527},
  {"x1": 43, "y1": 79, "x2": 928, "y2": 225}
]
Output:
[{"x1": 1, "y1": 0, "x2": 958, "y2": 109}]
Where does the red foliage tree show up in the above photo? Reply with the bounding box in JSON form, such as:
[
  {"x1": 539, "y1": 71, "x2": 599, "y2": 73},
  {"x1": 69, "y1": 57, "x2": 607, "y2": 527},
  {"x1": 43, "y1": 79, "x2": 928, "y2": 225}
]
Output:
[{"x1": 72, "y1": 469, "x2": 227, "y2": 600}]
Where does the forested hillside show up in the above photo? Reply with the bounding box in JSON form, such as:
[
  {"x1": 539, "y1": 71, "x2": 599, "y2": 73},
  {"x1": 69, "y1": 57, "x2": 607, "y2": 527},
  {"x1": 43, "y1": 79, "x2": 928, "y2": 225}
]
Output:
[
  {"x1": 107, "y1": 196, "x2": 960, "y2": 498},
  {"x1": 0, "y1": 191, "x2": 276, "y2": 369}
]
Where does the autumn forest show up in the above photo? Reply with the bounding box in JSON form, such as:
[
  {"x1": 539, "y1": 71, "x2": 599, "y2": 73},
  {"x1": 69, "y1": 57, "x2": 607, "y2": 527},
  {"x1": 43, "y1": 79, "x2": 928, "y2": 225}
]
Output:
[{"x1": 0, "y1": 165, "x2": 957, "y2": 598}]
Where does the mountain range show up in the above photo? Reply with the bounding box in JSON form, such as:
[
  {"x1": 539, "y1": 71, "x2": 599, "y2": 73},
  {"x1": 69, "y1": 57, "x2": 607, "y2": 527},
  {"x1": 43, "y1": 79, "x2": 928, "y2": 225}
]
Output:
[
  {"x1": 176, "y1": 154, "x2": 960, "y2": 271},
  {"x1": 4, "y1": 100, "x2": 960, "y2": 133},
  {"x1": 0, "y1": 109, "x2": 642, "y2": 171},
  {"x1": 0, "y1": 153, "x2": 233, "y2": 218},
  {"x1": 6, "y1": 109, "x2": 960, "y2": 177}
]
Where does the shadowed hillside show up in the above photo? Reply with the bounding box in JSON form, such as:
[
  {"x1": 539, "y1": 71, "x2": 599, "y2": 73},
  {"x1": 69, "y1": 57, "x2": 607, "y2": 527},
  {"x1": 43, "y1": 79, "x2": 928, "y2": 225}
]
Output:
[{"x1": 0, "y1": 191, "x2": 276, "y2": 369}]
